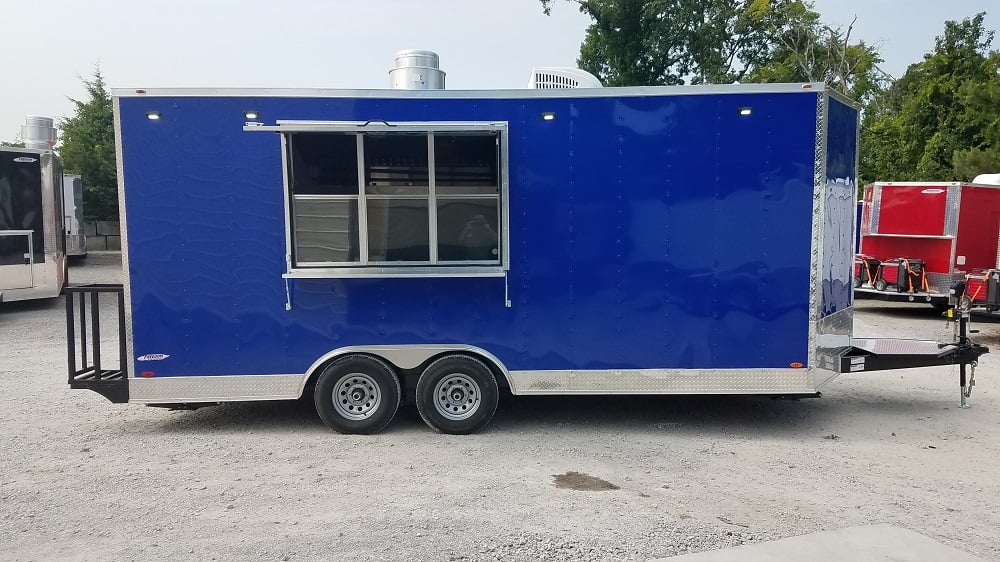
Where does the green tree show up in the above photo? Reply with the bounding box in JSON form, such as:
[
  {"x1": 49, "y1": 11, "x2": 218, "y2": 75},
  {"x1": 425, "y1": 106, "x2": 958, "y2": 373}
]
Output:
[
  {"x1": 60, "y1": 68, "x2": 118, "y2": 220},
  {"x1": 750, "y1": 11, "x2": 888, "y2": 105},
  {"x1": 860, "y1": 13, "x2": 999, "y2": 183},
  {"x1": 541, "y1": 0, "x2": 882, "y2": 94}
]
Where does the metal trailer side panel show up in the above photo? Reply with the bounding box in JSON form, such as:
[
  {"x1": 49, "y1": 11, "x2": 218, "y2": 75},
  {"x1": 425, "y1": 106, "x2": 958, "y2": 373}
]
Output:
[
  {"x1": 0, "y1": 148, "x2": 65, "y2": 302},
  {"x1": 116, "y1": 90, "x2": 821, "y2": 391},
  {"x1": 62, "y1": 174, "x2": 87, "y2": 257},
  {"x1": 955, "y1": 184, "x2": 1000, "y2": 272},
  {"x1": 812, "y1": 94, "x2": 857, "y2": 386}
]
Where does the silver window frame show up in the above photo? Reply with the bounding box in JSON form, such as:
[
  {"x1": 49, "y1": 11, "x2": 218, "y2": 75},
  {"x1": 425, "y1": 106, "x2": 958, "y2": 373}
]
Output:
[{"x1": 249, "y1": 121, "x2": 510, "y2": 278}]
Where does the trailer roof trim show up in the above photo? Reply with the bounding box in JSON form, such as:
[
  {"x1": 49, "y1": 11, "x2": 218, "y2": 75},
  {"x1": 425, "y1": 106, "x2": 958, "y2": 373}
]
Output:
[
  {"x1": 113, "y1": 82, "x2": 828, "y2": 99},
  {"x1": 0, "y1": 146, "x2": 55, "y2": 156}
]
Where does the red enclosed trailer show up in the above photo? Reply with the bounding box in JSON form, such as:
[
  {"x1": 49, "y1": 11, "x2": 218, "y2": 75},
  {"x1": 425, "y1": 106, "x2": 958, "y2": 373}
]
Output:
[{"x1": 856, "y1": 181, "x2": 1000, "y2": 308}]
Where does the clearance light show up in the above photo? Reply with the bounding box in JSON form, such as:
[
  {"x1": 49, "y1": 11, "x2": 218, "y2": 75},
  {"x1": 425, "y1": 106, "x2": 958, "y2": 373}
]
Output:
[
  {"x1": 541, "y1": 112, "x2": 556, "y2": 121},
  {"x1": 146, "y1": 111, "x2": 161, "y2": 121},
  {"x1": 738, "y1": 107, "x2": 752, "y2": 116},
  {"x1": 140, "y1": 371, "x2": 156, "y2": 378},
  {"x1": 244, "y1": 110, "x2": 260, "y2": 120}
]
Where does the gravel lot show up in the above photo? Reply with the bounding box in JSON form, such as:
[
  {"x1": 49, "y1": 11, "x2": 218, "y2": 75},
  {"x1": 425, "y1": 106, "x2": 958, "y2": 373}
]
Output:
[{"x1": 2, "y1": 253, "x2": 998, "y2": 561}]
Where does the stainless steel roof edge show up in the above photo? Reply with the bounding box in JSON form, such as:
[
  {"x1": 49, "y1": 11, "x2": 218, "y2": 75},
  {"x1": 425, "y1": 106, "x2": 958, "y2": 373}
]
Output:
[
  {"x1": 112, "y1": 82, "x2": 827, "y2": 99},
  {"x1": 0, "y1": 146, "x2": 54, "y2": 155}
]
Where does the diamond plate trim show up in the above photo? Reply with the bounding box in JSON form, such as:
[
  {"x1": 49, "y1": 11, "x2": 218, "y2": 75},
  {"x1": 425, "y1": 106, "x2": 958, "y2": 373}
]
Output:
[
  {"x1": 508, "y1": 369, "x2": 817, "y2": 395},
  {"x1": 113, "y1": 97, "x2": 136, "y2": 380},
  {"x1": 812, "y1": 307, "x2": 853, "y2": 388},
  {"x1": 925, "y1": 272, "x2": 962, "y2": 295},
  {"x1": 130, "y1": 375, "x2": 304, "y2": 403},
  {"x1": 996, "y1": 227, "x2": 1000, "y2": 269},
  {"x1": 870, "y1": 185, "x2": 882, "y2": 234},
  {"x1": 807, "y1": 91, "x2": 828, "y2": 371},
  {"x1": 850, "y1": 339, "x2": 956, "y2": 356},
  {"x1": 944, "y1": 184, "x2": 961, "y2": 237}
]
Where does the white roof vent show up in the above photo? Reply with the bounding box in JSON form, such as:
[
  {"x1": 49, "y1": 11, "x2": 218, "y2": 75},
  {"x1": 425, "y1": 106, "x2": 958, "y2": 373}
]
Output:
[
  {"x1": 973, "y1": 173, "x2": 1000, "y2": 186},
  {"x1": 528, "y1": 67, "x2": 603, "y2": 89}
]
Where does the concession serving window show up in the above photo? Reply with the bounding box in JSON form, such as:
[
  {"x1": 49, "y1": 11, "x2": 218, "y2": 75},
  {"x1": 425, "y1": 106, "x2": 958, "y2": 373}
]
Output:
[{"x1": 250, "y1": 121, "x2": 509, "y2": 279}]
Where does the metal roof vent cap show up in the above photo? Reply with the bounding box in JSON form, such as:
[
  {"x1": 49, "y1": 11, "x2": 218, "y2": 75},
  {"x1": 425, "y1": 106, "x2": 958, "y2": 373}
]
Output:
[
  {"x1": 389, "y1": 49, "x2": 446, "y2": 90},
  {"x1": 21, "y1": 116, "x2": 57, "y2": 149},
  {"x1": 528, "y1": 67, "x2": 603, "y2": 89}
]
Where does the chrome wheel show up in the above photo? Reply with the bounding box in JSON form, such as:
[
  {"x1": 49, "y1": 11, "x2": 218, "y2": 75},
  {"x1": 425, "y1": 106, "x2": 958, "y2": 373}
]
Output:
[
  {"x1": 332, "y1": 373, "x2": 382, "y2": 420},
  {"x1": 433, "y1": 373, "x2": 482, "y2": 421}
]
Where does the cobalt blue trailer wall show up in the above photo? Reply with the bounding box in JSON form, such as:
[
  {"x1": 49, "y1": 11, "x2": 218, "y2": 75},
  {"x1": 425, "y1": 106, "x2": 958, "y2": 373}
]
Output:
[{"x1": 113, "y1": 85, "x2": 855, "y2": 398}]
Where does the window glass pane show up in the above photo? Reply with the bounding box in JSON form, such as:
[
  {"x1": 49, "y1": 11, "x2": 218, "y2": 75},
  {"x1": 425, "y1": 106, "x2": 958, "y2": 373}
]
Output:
[
  {"x1": 289, "y1": 134, "x2": 359, "y2": 195},
  {"x1": 434, "y1": 134, "x2": 499, "y2": 194},
  {"x1": 367, "y1": 198, "x2": 430, "y2": 262},
  {"x1": 437, "y1": 198, "x2": 500, "y2": 262},
  {"x1": 293, "y1": 198, "x2": 360, "y2": 263},
  {"x1": 364, "y1": 134, "x2": 429, "y2": 194}
]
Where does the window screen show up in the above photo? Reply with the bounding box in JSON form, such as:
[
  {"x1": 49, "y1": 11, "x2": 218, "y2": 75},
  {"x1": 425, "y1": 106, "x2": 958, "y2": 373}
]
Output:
[{"x1": 283, "y1": 126, "x2": 505, "y2": 272}]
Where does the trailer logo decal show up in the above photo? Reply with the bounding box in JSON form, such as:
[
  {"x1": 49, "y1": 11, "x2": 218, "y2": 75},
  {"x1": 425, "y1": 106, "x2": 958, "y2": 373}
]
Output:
[
  {"x1": 920, "y1": 188, "x2": 945, "y2": 194},
  {"x1": 137, "y1": 353, "x2": 170, "y2": 361},
  {"x1": 13, "y1": 157, "x2": 38, "y2": 163}
]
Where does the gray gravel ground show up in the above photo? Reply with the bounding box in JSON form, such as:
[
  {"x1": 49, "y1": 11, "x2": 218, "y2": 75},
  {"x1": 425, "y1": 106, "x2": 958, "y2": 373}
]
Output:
[{"x1": 1, "y1": 253, "x2": 998, "y2": 561}]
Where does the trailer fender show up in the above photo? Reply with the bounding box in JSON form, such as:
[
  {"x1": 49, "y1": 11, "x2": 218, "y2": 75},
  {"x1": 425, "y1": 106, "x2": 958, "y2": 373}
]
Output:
[{"x1": 298, "y1": 345, "x2": 513, "y2": 398}]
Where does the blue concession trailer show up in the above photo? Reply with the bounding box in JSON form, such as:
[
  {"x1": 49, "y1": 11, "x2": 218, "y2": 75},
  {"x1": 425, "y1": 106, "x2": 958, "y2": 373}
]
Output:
[{"x1": 66, "y1": 83, "x2": 986, "y2": 433}]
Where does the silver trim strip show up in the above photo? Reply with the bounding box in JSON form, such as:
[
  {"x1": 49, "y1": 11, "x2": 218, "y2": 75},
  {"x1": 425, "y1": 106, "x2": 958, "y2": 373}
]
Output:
[
  {"x1": 870, "y1": 184, "x2": 882, "y2": 234},
  {"x1": 298, "y1": 345, "x2": 514, "y2": 396},
  {"x1": 130, "y1": 375, "x2": 302, "y2": 403},
  {"x1": 949, "y1": 185, "x2": 962, "y2": 270},
  {"x1": 283, "y1": 267, "x2": 506, "y2": 279},
  {"x1": 279, "y1": 134, "x2": 294, "y2": 270},
  {"x1": 807, "y1": 91, "x2": 827, "y2": 370},
  {"x1": 508, "y1": 369, "x2": 818, "y2": 395},
  {"x1": 120, "y1": 83, "x2": 828, "y2": 100},
  {"x1": 427, "y1": 133, "x2": 438, "y2": 264},
  {"x1": 864, "y1": 234, "x2": 954, "y2": 240},
  {"x1": 872, "y1": 182, "x2": 965, "y2": 187},
  {"x1": 826, "y1": 88, "x2": 862, "y2": 110},
  {"x1": 944, "y1": 184, "x2": 961, "y2": 237},
  {"x1": 356, "y1": 133, "x2": 369, "y2": 265},
  {"x1": 113, "y1": 97, "x2": 137, "y2": 381}
]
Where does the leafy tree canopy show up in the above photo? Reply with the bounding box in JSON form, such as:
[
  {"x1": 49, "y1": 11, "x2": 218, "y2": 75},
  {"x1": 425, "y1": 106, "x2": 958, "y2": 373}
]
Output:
[
  {"x1": 541, "y1": 0, "x2": 885, "y2": 101},
  {"x1": 60, "y1": 68, "x2": 118, "y2": 220},
  {"x1": 860, "y1": 13, "x2": 1000, "y2": 182}
]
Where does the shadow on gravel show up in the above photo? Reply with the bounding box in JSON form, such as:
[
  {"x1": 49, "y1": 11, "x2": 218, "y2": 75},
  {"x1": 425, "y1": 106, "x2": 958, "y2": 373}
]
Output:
[
  {"x1": 126, "y1": 391, "x2": 955, "y2": 438},
  {"x1": 0, "y1": 296, "x2": 64, "y2": 314}
]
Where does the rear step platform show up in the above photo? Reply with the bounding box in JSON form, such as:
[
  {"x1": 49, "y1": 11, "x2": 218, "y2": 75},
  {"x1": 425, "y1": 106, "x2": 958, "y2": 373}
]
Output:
[{"x1": 66, "y1": 284, "x2": 129, "y2": 403}]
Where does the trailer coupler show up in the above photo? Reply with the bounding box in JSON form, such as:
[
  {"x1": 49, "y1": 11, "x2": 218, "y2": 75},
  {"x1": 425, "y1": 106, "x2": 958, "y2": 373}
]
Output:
[{"x1": 839, "y1": 310, "x2": 988, "y2": 407}]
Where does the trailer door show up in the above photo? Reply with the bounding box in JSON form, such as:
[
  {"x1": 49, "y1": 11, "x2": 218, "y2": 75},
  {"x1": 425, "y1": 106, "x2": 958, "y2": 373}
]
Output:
[
  {"x1": 0, "y1": 231, "x2": 33, "y2": 289},
  {"x1": 0, "y1": 151, "x2": 44, "y2": 291}
]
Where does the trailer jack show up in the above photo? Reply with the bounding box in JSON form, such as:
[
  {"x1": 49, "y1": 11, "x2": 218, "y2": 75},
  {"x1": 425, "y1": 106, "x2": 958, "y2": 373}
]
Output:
[{"x1": 839, "y1": 306, "x2": 988, "y2": 407}]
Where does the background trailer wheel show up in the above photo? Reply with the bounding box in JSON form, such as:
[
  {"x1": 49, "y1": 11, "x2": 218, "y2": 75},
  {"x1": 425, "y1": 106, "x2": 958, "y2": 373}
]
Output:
[
  {"x1": 416, "y1": 355, "x2": 500, "y2": 435},
  {"x1": 314, "y1": 355, "x2": 401, "y2": 434}
]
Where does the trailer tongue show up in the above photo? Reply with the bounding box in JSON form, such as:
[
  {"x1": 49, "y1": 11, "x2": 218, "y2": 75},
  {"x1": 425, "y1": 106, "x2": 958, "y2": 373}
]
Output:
[{"x1": 836, "y1": 308, "x2": 987, "y2": 407}]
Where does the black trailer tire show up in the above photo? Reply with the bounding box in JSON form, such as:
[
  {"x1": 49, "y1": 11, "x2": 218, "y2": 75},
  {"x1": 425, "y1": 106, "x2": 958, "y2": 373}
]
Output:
[
  {"x1": 852, "y1": 276, "x2": 862, "y2": 288},
  {"x1": 416, "y1": 355, "x2": 500, "y2": 435},
  {"x1": 313, "y1": 355, "x2": 401, "y2": 435},
  {"x1": 874, "y1": 278, "x2": 888, "y2": 291}
]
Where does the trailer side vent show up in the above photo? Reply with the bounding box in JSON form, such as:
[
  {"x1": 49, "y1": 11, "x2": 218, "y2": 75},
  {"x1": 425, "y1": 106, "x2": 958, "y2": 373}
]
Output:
[{"x1": 528, "y1": 68, "x2": 603, "y2": 89}]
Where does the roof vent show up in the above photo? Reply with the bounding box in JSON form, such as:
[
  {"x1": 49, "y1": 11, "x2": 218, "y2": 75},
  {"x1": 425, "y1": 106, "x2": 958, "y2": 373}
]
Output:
[
  {"x1": 528, "y1": 68, "x2": 603, "y2": 89},
  {"x1": 21, "y1": 116, "x2": 57, "y2": 150},
  {"x1": 389, "y1": 49, "x2": 446, "y2": 90},
  {"x1": 973, "y1": 173, "x2": 1000, "y2": 186}
]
